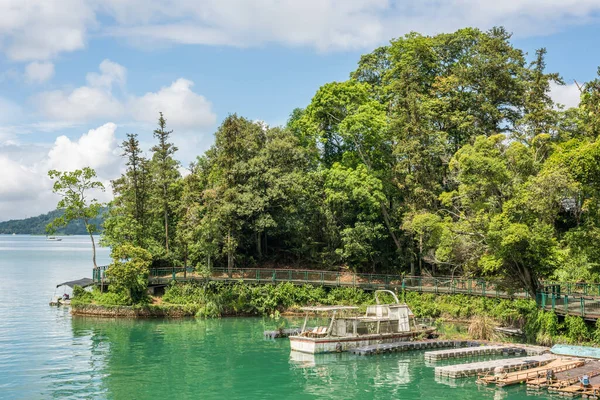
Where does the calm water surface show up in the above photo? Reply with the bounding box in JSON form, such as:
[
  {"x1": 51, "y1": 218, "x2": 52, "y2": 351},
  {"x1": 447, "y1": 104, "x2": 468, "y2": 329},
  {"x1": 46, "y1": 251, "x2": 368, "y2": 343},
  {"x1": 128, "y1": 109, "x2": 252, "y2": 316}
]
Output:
[{"x1": 1, "y1": 235, "x2": 553, "y2": 399}]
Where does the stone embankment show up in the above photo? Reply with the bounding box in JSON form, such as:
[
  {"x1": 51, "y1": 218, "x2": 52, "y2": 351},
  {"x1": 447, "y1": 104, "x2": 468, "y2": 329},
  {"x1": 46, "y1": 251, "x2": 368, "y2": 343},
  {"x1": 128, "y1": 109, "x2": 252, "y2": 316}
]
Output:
[{"x1": 71, "y1": 304, "x2": 197, "y2": 318}]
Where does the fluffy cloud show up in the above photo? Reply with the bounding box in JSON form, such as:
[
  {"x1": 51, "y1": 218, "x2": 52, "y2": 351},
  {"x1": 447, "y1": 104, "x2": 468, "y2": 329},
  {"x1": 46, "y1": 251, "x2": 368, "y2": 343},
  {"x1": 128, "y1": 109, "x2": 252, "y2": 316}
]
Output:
[
  {"x1": 33, "y1": 86, "x2": 124, "y2": 122},
  {"x1": 0, "y1": 123, "x2": 122, "y2": 221},
  {"x1": 0, "y1": 0, "x2": 94, "y2": 61},
  {"x1": 2, "y1": 1, "x2": 600, "y2": 60},
  {"x1": 0, "y1": 155, "x2": 45, "y2": 201},
  {"x1": 32, "y1": 60, "x2": 125, "y2": 122},
  {"x1": 102, "y1": 0, "x2": 600, "y2": 51},
  {"x1": 32, "y1": 60, "x2": 215, "y2": 130},
  {"x1": 47, "y1": 123, "x2": 120, "y2": 174},
  {"x1": 24, "y1": 61, "x2": 55, "y2": 84},
  {"x1": 129, "y1": 79, "x2": 216, "y2": 129},
  {"x1": 550, "y1": 82, "x2": 582, "y2": 109}
]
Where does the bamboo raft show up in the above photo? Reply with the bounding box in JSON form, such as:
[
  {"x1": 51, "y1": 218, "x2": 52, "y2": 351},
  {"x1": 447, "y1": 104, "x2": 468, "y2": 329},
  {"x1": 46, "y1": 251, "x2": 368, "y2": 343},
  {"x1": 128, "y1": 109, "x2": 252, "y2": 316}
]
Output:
[
  {"x1": 554, "y1": 375, "x2": 600, "y2": 398},
  {"x1": 478, "y1": 358, "x2": 585, "y2": 387},
  {"x1": 527, "y1": 360, "x2": 600, "y2": 390}
]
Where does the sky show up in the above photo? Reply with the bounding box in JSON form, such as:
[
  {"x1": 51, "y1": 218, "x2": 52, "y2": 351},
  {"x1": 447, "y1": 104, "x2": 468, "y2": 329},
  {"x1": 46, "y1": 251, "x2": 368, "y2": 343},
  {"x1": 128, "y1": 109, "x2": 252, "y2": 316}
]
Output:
[{"x1": 1, "y1": 0, "x2": 600, "y2": 222}]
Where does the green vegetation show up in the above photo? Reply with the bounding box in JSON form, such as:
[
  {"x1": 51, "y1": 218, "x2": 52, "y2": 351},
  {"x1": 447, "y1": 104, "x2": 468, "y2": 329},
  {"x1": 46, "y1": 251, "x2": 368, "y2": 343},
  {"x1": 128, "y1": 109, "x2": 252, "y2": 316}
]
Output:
[
  {"x1": 0, "y1": 208, "x2": 105, "y2": 235},
  {"x1": 56, "y1": 27, "x2": 600, "y2": 329},
  {"x1": 87, "y1": 27, "x2": 600, "y2": 300},
  {"x1": 47, "y1": 167, "x2": 105, "y2": 267}
]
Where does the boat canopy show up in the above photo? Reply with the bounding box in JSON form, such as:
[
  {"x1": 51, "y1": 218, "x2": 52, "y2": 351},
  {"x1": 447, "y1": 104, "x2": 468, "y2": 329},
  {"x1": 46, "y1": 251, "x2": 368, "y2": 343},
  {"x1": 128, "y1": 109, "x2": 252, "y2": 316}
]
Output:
[
  {"x1": 300, "y1": 306, "x2": 359, "y2": 312},
  {"x1": 56, "y1": 278, "x2": 94, "y2": 288}
]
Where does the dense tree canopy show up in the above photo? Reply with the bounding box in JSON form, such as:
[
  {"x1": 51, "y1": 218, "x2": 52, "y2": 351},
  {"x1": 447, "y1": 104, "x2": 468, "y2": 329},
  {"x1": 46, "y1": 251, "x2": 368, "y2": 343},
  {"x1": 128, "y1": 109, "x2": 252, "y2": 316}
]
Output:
[{"x1": 102, "y1": 27, "x2": 600, "y2": 297}]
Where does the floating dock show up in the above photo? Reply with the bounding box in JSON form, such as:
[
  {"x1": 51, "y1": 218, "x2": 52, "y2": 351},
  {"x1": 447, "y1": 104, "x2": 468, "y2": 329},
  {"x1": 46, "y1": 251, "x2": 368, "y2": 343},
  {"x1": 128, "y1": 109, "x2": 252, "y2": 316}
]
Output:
[
  {"x1": 425, "y1": 344, "x2": 548, "y2": 362},
  {"x1": 435, "y1": 354, "x2": 555, "y2": 379},
  {"x1": 424, "y1": 345, "x2": 526, "y2": 362},
  {"x1": 348, "y1": 340, "x2": 480, "y2": 356}
]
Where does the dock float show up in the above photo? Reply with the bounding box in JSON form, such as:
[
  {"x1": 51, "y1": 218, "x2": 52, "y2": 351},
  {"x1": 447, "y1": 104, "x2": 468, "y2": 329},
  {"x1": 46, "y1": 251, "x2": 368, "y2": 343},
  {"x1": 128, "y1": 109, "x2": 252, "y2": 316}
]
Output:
[
  {"x1": 435, "y1": 354, "x2": 556, "y2": 379},
  {"x1": 424, "y1": 345, "x2": 526, "y2": 362},
  {"x1": 349, "y1": 340, "x2": 479, "y2": 356}
]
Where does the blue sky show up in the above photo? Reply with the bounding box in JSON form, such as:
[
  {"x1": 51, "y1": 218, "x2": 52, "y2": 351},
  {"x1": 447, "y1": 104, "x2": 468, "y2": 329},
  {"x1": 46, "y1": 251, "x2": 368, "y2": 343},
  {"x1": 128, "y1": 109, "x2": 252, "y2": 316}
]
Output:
[{"x1": 1, "y1": 0, "x2": 600, "y2": 221}]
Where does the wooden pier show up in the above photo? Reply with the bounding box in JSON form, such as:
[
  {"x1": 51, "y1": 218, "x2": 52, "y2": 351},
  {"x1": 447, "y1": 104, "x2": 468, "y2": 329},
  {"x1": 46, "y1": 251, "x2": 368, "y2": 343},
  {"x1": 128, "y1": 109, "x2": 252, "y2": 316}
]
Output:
[
  {"x1": 348, "y1": 340, "x2": 479, "y2": 356},
  {"x1": 435, "y1": 354, "x2": 555, "y2": 379}
]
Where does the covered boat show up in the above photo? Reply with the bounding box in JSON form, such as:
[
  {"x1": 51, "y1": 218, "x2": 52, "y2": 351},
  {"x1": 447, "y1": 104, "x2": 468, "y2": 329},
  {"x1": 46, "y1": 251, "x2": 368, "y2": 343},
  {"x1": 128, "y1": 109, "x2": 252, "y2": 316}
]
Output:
[
  {"x1": 49, "y1": 278, "x2": 94, "y2": 306},
  {"x1": 289, "y1": 290, "x2": 435, "y2": 354}
]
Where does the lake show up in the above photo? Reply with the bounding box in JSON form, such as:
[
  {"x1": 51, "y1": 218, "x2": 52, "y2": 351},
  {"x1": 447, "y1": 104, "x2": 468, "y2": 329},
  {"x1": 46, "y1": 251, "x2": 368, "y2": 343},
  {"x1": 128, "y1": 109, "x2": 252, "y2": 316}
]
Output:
[{"x1": 0, "y1": 235, "x2": 547, "y2": 399}]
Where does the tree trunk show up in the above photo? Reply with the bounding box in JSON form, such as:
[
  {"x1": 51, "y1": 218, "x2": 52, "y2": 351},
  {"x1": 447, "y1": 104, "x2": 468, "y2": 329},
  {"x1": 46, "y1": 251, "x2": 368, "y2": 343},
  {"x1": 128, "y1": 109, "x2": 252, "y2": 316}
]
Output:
[
  {"x1": 227, "y1": 231, "x2": 233, "y2": 276},
  {"x1": 418, "y1": 236, "x2": 423, "y2": 276},
  {"x1": 257, "y1": 231, "x2": 262, "y2": 259},
  {"x1": 380, "y1": 203, "x2": 401, "y2": 251},
  {"x1": 85, "y1": 220, "x2": 97, "y2": 269},
  {"x1": 164, "y1": 202, "x2": 169, "y2": 255}
]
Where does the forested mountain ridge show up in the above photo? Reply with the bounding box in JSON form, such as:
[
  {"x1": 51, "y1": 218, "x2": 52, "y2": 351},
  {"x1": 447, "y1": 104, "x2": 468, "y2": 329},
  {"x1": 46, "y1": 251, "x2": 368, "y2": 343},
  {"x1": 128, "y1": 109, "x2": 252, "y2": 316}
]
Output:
[
  {"x1": 100, "y1": 27, "x2": 600, "y2": 297},
  {"x1": 0, "y1": 209, "x2": 105, "y2": 235}
]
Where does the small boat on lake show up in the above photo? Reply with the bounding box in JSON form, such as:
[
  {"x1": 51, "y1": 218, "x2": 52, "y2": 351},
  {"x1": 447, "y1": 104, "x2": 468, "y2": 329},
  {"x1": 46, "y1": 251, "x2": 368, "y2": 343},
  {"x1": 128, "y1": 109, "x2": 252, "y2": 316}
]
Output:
[
  {"x1": 47, "y1": 236, "x2": 62, "y2": 241},
  {"x1": 289, "y1": 290, "x2": 435, "y2": 354}
]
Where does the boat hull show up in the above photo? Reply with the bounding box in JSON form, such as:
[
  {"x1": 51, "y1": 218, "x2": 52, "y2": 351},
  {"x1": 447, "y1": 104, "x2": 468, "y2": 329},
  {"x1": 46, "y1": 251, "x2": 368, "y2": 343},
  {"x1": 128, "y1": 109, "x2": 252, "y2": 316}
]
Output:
[{"x1": 289, "y1": 329, "x2": 434, "y2": 354}]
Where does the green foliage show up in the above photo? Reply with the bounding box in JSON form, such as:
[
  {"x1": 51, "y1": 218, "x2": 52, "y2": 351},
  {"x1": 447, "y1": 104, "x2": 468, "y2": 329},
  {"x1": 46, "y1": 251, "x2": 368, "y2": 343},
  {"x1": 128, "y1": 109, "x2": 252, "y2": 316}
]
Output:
[
  {"x1": 105, "y1": 244, "x2": 152, "y2": 304},
  {"x1": 563, "y1": 315, "x2": 591, "y2": 343},
  {"x1": 99, "y1": 28, "x2": 600, "y2": 303},
  {"x1": 47, "y1": 167, "x2": 105, "y2": 267}
]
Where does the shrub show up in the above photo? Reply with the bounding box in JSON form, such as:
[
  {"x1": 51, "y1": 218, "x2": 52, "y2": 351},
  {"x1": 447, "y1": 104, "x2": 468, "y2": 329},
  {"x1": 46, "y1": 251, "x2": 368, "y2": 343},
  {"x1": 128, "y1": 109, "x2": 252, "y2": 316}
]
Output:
[{"x1": 563, "y1": 315, "x2": 591, "y2": 343}]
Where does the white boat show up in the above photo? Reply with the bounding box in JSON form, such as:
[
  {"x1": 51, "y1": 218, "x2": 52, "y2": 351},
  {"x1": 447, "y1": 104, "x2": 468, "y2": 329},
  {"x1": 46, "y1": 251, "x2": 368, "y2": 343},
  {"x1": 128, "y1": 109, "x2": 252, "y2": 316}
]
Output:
[
  {"x1": 289, "y1": 290, "x2": 435, "y2": 354},
  {"x1": 47, "y1": 236, "x2": 62, "y2": 241}
]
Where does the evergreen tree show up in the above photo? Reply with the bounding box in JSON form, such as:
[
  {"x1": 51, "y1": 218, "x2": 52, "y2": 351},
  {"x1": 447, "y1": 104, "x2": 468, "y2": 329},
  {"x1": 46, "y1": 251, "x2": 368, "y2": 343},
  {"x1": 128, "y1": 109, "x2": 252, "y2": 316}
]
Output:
[{"x1": 150, "y1": 112, "x2": 181, "y2": 256}]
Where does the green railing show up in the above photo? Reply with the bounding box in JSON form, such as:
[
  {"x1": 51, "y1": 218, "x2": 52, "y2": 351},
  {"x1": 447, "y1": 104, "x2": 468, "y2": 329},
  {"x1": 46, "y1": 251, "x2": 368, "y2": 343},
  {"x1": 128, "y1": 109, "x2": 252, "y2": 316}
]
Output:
[{"x1": 91, "y1": 266, "x2": 600, "y2": 318}]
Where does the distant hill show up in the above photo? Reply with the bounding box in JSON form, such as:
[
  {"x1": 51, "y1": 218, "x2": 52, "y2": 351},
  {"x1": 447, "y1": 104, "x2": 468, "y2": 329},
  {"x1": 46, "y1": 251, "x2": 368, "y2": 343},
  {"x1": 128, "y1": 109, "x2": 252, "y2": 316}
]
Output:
[{"x1": 0, "y1": 209, "x2": 106, "y2": 235}]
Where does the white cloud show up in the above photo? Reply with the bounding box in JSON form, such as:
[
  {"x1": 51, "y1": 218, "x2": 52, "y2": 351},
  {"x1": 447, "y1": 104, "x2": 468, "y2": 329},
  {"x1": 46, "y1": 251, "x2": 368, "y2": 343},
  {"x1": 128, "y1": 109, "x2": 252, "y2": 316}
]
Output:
[
  {"x1": 0, "y1": 0, "x2": 94, "y2": 61},
  {"x1": 0, "y1": 155, "x2": 46, "y2": 202},
  {"x1": 32, "y1": 60, "x2": 125, "y2": 122},
  {"x1": 31, "y1": 61, "x2": 216, "y2": 131},
  {"x1": 24, "y1": 61, "x2": 55, "y2": 84},
  {"x1": 550, "y1": 82, "x2": 582, "y2": 109},
  {"x1": 0, "y1": 123, "x2": 122, "y2": 221},
  {"x1": 1, "y1": 1, "x2": 600, "y2": 60},
  {"x1": 103, "y1": 0, "x2": 600, "y2": 51},
  {"x1": 86, "y1": 59, "x2": 127, "y2": 90},
  {"x1": 47, "y1": 123, "x2": 120, "y2": 175},
  {"x1": 129, "y1": 79, "x2": 216, "y2": 129},
  {"x1": 33, "y1": 86, "x2": 124, "y2": 122}
]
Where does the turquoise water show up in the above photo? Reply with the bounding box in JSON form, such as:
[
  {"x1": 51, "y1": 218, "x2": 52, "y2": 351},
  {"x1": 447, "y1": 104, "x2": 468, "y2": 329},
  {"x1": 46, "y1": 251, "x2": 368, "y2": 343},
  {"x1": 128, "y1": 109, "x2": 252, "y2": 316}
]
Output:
[{"x1": 1, "y1": 235, "x2": 551, "y2": 399}]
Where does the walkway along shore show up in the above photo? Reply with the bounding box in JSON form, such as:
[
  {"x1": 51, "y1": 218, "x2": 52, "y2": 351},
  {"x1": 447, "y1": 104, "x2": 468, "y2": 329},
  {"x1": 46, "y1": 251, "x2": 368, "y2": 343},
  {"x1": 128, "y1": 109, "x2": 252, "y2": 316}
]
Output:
[{"x1": 90, "y1": 266, "x2": 600, "y2": 320}]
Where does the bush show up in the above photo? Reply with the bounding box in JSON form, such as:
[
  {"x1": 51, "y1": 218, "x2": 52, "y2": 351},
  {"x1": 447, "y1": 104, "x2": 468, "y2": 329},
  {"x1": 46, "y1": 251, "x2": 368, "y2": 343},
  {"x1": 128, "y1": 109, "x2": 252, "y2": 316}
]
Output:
[
  {"x1": 105, "y1": 244, "x2": 152, "y2": 305},
  {"x1": 563, "y1": 315, "x2": 591, "y2": 343}
]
